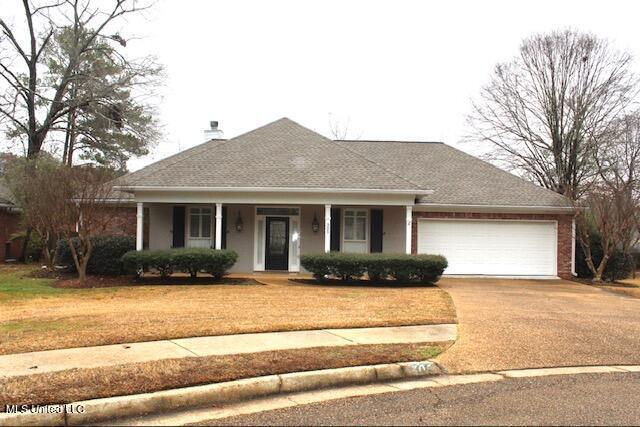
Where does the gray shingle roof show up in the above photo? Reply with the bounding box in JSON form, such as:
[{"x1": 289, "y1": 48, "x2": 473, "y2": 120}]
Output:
[
  {"x1": 121, "y1": 118, "x2": 424, "y2": 192},
  {"x1": 336, "y1": 140, "x2": 572, "y2": 208},
  {"x1": 120, "y1": 117, "x2": 571, "y2": 208}
]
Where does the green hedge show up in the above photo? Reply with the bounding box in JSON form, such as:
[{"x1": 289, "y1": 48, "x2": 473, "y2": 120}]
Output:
[
  {"x1": 56, "y1": 236, "x2": 135, "y2": 276},
  {"x1": 121, "y1": 248, "x2": 238, "y2": 279},
  {"x1": 300, "y1": 253, "x2": 448, "y2": 284}
]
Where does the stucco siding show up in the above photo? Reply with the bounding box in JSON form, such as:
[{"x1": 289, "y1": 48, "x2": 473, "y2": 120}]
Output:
[
  {"x1": 382, "y1": 206, "x2": 406, "y2": 253},
  {"x1": 144, "y1": 203, "x2": 410, "y2": 273},
  {"x1": 225, "y1": 204, "x2": 255, "y2": 272},
  {"x1": 300, "y1": 205, "x2": 324, "y2": 256},
  {"x1": 149, "y1": 204, "x2": 173, "y2": 250}
]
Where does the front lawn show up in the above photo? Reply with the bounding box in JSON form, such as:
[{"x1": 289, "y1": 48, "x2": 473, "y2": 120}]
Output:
[
  {"x1": 1, "y1": 342, "x2": 450, "y2": 408},
  {"x1": 617, "y1": 278, "x2": 640, "y2": 287},
  {"x1": 0, "y1": 265, "x2": 456, "y2": 354}
]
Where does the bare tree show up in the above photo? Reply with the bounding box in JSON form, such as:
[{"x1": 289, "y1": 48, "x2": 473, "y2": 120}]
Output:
[
  {"x1": 5, "y1": 157, "x2": 124, "y2": 282},
  {"x1": 59, "y1": 166, "x2": 123, "y2": 283},
  {"x1": 576, "y1": 113, "x2": 640, "y2": 281},
  {"x1": 4, "y1": 155, "x2": 67, "y2": 267},
  {"x1": 469, "y1": 30, "x2": 638, "y2": 200},
  {"x1": 327, "y1": 114, "x2": 363, "y2": 141},
  {"x1": 595, "y1": 114, "x2": 640, "y2": 252},
  {"x1": 0, "y1": 0, "x2": 159, "y2": 160},
  {"x1": 328, "y1": 116, "x2": 351, "y2": 140}
]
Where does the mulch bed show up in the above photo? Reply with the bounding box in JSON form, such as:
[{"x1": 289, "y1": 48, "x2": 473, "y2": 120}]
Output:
[{"x1": 0, "y1": 342, "x2": 451, "y2": 409}]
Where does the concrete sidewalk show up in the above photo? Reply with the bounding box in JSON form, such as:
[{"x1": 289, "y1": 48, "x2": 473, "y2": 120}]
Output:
[{"x1": 0, "y1": 324, "x2": 456, "y2": 378}]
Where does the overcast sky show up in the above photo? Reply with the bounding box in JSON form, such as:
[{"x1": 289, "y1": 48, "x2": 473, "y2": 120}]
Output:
[{"x1": 5, "y1": 0, "x2": 640, "y2": 171}]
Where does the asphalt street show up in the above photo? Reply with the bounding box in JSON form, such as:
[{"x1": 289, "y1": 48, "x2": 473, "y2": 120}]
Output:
[{"x1": 200, "y1": 372, "x2": 640, "y2": 426}]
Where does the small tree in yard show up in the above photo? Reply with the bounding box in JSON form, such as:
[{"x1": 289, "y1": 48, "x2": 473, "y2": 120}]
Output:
[
  {"x1": 4, "y1": 156, "x2": 68, "y2": 267},
  {"x1": 5, "y1": 158, "x2": 124, "y2": 283},
  {"x1": 576, "y1": 187, "x2": 637, "y2": 282},
  {"x1": 576, "y1": 114, "x2": 640, "y2": 281},
  {"x1": 59, "y1": 167, "x2": 124, "y2": 283}
]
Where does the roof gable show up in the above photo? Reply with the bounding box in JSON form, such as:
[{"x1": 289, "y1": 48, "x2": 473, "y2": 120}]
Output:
[
  {"x1": 122, "y1": 118, "x2": 424, "y2": 192},
  {"x1": 336, "y1": 140, "x2": 571, "y2": 208},
  {"x1": 121, "y1": 118, "x2": 571, "y2": 208}
]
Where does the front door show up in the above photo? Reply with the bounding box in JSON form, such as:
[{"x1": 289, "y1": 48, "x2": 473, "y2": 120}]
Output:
[{"x1": 265, "y1": 217, "x2": 289, "y2": 270}]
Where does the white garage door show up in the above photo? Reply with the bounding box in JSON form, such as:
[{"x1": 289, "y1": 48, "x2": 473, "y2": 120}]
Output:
[{"x1": 417, "y1": 219, "x2": 557, "y2": 276}]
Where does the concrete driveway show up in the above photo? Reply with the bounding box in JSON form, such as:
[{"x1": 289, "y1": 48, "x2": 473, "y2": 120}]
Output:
[{"x1": 436, "y1": 278, "x2": 640, "y2": 373}]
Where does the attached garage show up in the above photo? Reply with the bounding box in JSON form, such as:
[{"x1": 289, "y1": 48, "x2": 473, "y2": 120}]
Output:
[{"x1": 417, "y1": 219, "x2": 557, "y2": 276}]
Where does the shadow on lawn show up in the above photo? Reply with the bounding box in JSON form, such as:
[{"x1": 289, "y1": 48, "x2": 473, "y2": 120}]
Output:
[{"x1": 55, "y1": 275, "x2": 260, "y2": 289}]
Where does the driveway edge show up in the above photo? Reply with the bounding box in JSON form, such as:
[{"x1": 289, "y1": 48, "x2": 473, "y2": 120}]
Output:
[{"x1": 0, "y1": 360, "x2": 440, "y2": 426}]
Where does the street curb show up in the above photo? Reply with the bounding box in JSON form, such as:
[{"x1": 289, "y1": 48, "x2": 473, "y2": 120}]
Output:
[{"x1": 0, "y1": 360, "x2": 440, "y2": 426}]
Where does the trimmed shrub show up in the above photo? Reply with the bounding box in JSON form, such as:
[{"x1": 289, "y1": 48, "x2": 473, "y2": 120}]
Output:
[
  {"x1": 121, "y1": 248, "x2": 238, "y2": 280},
  {"x1": 203, "y1": 250, "x2": 239, "y2": 280},
  {"x1": 56, "y1": 236, "x2": 135, "y2": 276},
  {"x1": 171, "y1": 248, "x2": 217, "y2": 278},
  {"x1": 300, "y1": 253, "x2": 448, "y2": 284}
]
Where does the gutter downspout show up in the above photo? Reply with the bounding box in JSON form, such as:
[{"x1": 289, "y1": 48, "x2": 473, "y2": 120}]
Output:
[{"x1": 572, "y1": 217, "x2": 577, "y2": 276}]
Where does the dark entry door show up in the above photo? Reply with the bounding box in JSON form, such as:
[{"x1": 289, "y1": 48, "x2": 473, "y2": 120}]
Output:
[{"x1": 265, "y1": 217, "x2": 289, "y2": 270}]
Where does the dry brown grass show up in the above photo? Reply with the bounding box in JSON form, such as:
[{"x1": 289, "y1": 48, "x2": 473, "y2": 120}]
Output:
[
  {"x1": 599, "y1": 285, "x2": 640, "y2": 299},
  {"x1": 0, "y1": 266, "x2": 456, "y2": 354},
  {"x1": 617, "y1": 278, "x2": 640, "y2": 287},
  {"x1": 0, "y1": 342, "x2": 450, "y2": 408}
]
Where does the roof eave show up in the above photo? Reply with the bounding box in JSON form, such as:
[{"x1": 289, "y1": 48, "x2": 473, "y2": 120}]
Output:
[
  {"x1": 414, "y1": 202, "x2": 576, "y2": 214},
  {"x1": 114, "y1": 186, "x2": 433, "y2": 195}
]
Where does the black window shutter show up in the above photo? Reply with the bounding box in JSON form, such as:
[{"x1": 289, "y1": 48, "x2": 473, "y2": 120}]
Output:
[
  {"x1": 370, "y1": 209, "x2": 383, "y2": 253},
  {"x1": 172, "y1": 206, "x2": 185, "y2": 248},
  {"x1": 330, "y1": 208, "x2": 341, "y2": 251},
  {"x1": 221, "y1": 206, "x2": 228, "y2": 249}
]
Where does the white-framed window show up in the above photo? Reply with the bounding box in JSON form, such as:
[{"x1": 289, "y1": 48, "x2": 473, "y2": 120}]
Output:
[
  {"x1": 189, "y1": 207, "x2": 212, "y2": 239},
  {"x1": 343, "y1": 208, "x2": 368, "y2": 253}
]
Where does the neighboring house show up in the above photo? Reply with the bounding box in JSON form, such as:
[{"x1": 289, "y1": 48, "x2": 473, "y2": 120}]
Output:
[
  {"x1": 0, "y1": 181, "x2": 21, "y2": 261},
  {"x1": 116, "y1": 118, "x2": 576, "y2": 278},
  {"x1": 0, "y1": 173, "x2": 141, "y2": 264}
]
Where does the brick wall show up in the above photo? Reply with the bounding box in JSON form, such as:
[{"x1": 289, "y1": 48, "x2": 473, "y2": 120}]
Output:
[
  {"x1": 101, "y1": 206, "x2": 149, "y2": 248},
  {"x1": 411, "y1": 211, "x2": 575, "y2": 279},
  {"x1": 0, "y1": 210, "x2": 22, "y2": 261},
  {"x1": 0, "y1": 206, "x2": 148, "y2": 263}
]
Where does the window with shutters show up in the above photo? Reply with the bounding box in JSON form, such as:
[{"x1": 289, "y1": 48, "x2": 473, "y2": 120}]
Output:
[
  {"x1": 189, "y1": 207, "x2": 212, "y2": 239},
  {"x1": 343, "y1": 209, "x2": 368, "y2": 253}
]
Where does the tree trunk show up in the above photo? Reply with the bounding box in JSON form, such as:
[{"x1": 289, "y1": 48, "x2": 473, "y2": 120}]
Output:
[
  {"x1": 66, "y1": 107, "x2": 77, "y2": 166},
  {"x1": 77, "y1": 260, "x2": 87, "y2": 283},
  {"x1": 27, "y1": 132, "x2": 45, "y2": 160},
  {"x1": 67, "y1": 237, "x2": 82, "y2": 277},
  {"x1": 62, "y1": 112, "x2": 71, "y2": 163},
  {"x1": 19, "y1": 228, "x2": 32, "y2": 263},
  {"x1": 41, "y1": 231, "x2": 52, "y2": 269},
  {"x1": 593, "y1": 254, "x2": 610, "y2": 283},
  {"x1": 77, "y1": 240, "x2": 93, "y2": 285}
]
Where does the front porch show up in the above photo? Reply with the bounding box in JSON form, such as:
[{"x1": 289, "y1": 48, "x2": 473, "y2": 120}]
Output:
[{"x1": 137, "y1": 203, "x2": 413, "y2": 273}]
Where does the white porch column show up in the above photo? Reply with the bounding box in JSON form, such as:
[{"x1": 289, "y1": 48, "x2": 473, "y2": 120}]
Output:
[
  {"x1": 324, "y1": 204, "x2": 331, "y2": 253},
  {"x1": 215, "y1": 203, "x2": 223, "y2": 250},
  {"x1": 136, "y1": 202, "x2": 144, "y2": 251},
  {"x1": 405, "y1": 205, "x2": 413, "y2": 254}
]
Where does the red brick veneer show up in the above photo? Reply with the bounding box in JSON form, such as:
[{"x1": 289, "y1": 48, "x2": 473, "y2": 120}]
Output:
[
  {"x1": 0, "y1": 210, "x2": 22, "y2": 260},
  {"x1": 411, "y1": 211, "x2": 575, "y2": 279},
  {"x1": 0, "y1": 205, "x2": 148, "y2": 263},
  {"x1": 100, "y1": 206, "x2": 149, "y2": 248}
]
